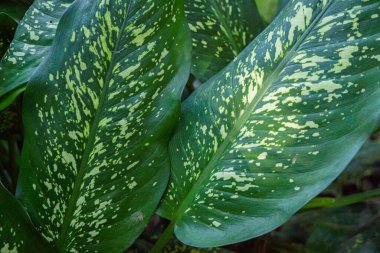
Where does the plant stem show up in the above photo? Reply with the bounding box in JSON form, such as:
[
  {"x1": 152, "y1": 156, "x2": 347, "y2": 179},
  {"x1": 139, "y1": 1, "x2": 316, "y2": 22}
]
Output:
[
  {"x1": 149, "y1": 221, "x2": 175, "y2": 253},
  {"x1": 301, "y1": 188, "x2": 380, "y2": 211}
]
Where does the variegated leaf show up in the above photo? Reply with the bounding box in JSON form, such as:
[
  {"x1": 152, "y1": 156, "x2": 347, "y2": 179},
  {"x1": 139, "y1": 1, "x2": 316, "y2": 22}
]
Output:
[
  {"x1": 0, "y1": 0, "x2": 74, "y2": 110},
  {"x1": 186, "y1": 0, "x2": 264, "y2": 82},
  {"x1": 0, "y1": 184, "x2": 53, "y2": 253},
  {"x1": 18, "y1": 0, "x2": 190, "y2": 252},
  {"x1": 159, "y1": 0, "x2": 380, "y2": 247}
]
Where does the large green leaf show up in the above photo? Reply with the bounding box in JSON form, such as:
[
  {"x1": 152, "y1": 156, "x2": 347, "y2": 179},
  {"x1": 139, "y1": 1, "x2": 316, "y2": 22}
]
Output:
[
  {"x1": 0, "y1": 0, "x2": 74, "y2": 110},
  {"x1": 159, "y1": 0, "x2": 380, "y2": 247},
  {"x1": 186, "y1": 0, "x2": 264, "y2": 82},
  {"x1": 0, "y1": 184, "x2": 53, "y2": 253},
  {"x1": 18, "y1": 0, "x2": 190, "y2": 252}
]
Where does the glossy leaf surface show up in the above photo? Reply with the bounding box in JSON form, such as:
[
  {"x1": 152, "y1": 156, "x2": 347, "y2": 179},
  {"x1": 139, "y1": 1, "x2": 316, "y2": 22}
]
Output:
[
  {"x1": 18, "y1": 0, "x2": 190, "y2": 252},
  {"x1": 0, "y1": 184, "x2": 53, "y2": 253},
  {"x1": 160, "y1": 0, "x2": 380, "y2": 247},
  {"x1": 0, "y1": 0, "x2": 74, "y2": 109},
  {"x1": 186, "y1": 0, "x2": 264, "y2": 82}
]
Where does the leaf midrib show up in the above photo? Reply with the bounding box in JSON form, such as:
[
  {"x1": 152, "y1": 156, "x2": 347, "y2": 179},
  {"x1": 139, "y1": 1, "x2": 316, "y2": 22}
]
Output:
[
  {"x1": 172, "y1": 0, "x2": 332, "y2": 224},
  {"x1": 56, "y1": 2, "x2": 133, "y2": 250}
]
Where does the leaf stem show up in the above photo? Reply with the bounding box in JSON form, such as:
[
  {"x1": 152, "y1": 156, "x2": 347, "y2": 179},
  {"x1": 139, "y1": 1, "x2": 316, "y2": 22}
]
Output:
[
  {"x1": 301, "y1": 188, "x2": 380, "y2": 211},
  {"x1": 149, "y1": 221, "x2": 175, "y2": 253}
]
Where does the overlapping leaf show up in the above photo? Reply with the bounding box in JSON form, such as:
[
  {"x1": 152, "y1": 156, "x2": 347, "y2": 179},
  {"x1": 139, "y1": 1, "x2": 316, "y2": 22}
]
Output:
[
  {"x1": 255, "y1": 0, "x2": 291, "y2": 23},
  {"x1": 0, "y1": 0, "x2": 74, "y2": 110},
  {"x1": 186, "y1": 0, "x2": 264, "y2": 82},
  {"x1": 18, "y1": 0, "x2": 190, "y2": 252},
  {"x1": 0, "y1": 184, "x2": 53, "y2": 253},
  {"x1": 255, "y1": 0, "x2": 280, "y2": 23},
  {"x1": 0, "y1": 14, "x2": 16, "y2": 58},
  {"x1": 159, "y1": 0, "x2": 380, "y2": 247},
  {"x1": 0, "y1": 0, "x2": 29, "y2": 23}
]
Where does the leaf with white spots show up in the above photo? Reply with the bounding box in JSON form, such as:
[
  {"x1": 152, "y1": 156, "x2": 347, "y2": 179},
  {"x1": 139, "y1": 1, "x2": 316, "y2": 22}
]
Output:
[
  {"x1": 186, "y1": 0, "x2": 264, "y2": 82},
  {"x1": 18, "y1": 0, "x2": 190, "y2": 252},
  {"x1": 159, "y1": 0, "x2": 380, "y2": 247},
  {"x1": 0, "y1": 0, "x2": 74, "y2": 110},
  {"x1": 0, "y1": 184, "x2": 53, "y2": 253}
]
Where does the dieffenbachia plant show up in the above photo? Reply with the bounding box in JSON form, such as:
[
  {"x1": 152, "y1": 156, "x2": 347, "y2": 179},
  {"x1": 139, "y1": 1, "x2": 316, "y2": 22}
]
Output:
[
  {"x1": 0, "y1": 0, "x2": 380, "y2": 252},
  {"x1": 14, "y1": 0, "x2": 190, "y2": 252},
  {"x1": 0, "y1": 183, "x2": 53, "y2": 252},
  {"x1": 186, "y1": 0, "x2": 264, "y2": 82},
  {"x1": 0, "y1": 0, "x2": 74, "y2": 110},
  {"x1": 158, "y1": 0, "x2": 380, "y2": 248}
]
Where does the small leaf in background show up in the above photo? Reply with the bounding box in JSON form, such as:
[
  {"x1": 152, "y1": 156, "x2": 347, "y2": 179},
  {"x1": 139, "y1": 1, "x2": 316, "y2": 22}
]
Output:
[
  {"x1": 18, "y1": 0, "x2": 190, "y2": 252},
  {"x1": 0, "y1": 0, "x2": 74, "y2": 110},
  {"x1": 159, "y1": 0, "x2": 380, "y2": 248},
  {"x1": 255, "y1": 0, "x2": 280, "y2": 23},
  {"x1": 270, "y1": 202, "x2": 380, "y2": 253},
  {"x1": 0, "y1": 184, "x2": 53, "y2": 253},
  {"x1": 186, "y1": 0, "x2": 264, "y2": 82},
  {"x1": 0, "y1": 100, "x2": 21, "y2": 139},
  {"x1": 0, "y1": 0, "x2": 29, "y2": 23},
  {"x1": 0, "y1": 13, "x2": 17, "y2": 58},
  {"x1": 329, "y1": 139, "x2": 380, "y2": 195}
]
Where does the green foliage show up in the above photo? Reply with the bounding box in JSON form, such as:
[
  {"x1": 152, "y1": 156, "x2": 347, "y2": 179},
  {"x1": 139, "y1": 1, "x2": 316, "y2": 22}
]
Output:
[
  {"x1": 17, "y1": 0, "x2": 190, "y2": 252},
  {"x1": 159, "y1": 0, "x2": 380, "y2": 248},
  {"x1": 272, "y1": 202, "x2": 380, "y2": 253},
  {"x1": 0, "y1": 0, "x2": 28, "y2": 23},
  {"x1": 0, "y1": 0, "x2": 74, "y2": 110},
  {"x1": 0, "y1": 0, "x2": 379, "y2": 252},
  {"x1": 186, "y1": 0, "x2": 264, "y2": 82},
  {"x1": 0, "y1": 14, "x2": 16, "y2": 57},
  {"x1": 255, "y1": 0, "x2": 280, "y2": 23},
  {"x1": 0, "y1": 184, "x2": 53, "y2": 253}
]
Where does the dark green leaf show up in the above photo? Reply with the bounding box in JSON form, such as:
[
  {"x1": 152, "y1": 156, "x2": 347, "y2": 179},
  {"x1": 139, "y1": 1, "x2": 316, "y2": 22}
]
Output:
[
  {"x1": 0, "y1": 101, "x2": 20, "y2": 138},
  {"x1": 18, "y1": 0, "x2": 190, "y2": 252},
  {"x1": 0, "y1": 13, "x2": 17, "y2": 58},
  {"x1": 0, "y1": 0, "x2": 74, "y2": 109},
  {"x1": 305, "y1": 203, "x2": 380, "y2": 253},
  {"x1": 186, "y1": 0, "x2": 264, "y2": 82},
  {"x1": 329, "y1": 138, "x2": 380, "y2": 194},
  {"x1": 163, "y1": 238, "x2": 234, "y2": 253},
  {"x1": 159, "y1": 0, "x2": 380, "y2": 247},
  {"x1": 0, "y1": 0, "x2": 29, "y2": 23},
  {"x1": 0, "y1": 184, "x2": 53, "y2": 253}
]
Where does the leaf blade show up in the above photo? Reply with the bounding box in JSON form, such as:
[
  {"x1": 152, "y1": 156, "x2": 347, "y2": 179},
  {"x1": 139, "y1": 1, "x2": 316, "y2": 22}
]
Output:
[
  {"x1": 160, "y1": 0, "x2": 380, "y2": 247},
  {"x1": 186, "y1": 0, "x2": 264, "y2": 82},
  {"x1": 0, "y1": 0, "x2": 74, "y2": 108},
  {"x1": 18, "y1": 0, "x2": 190, "y2": 252},
  {"x1": 0, "y1": 184, "x2": 53, "y2": 253}
]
